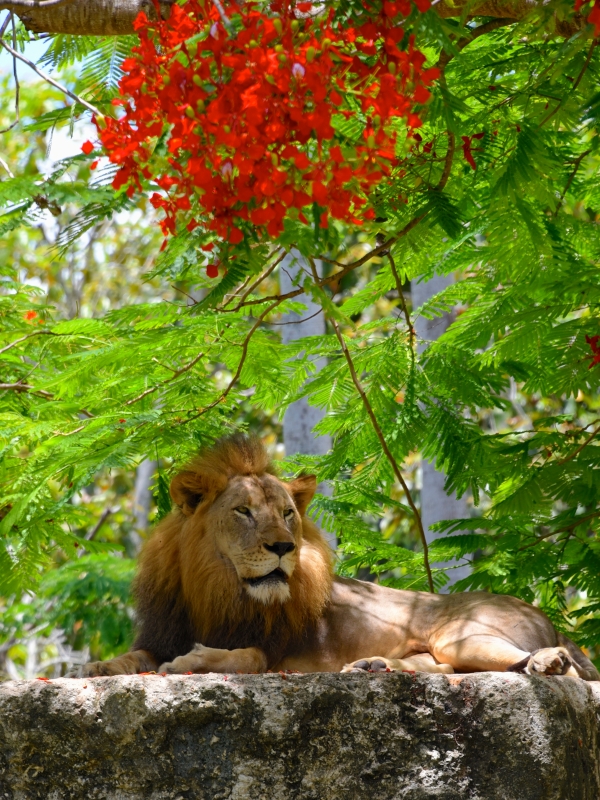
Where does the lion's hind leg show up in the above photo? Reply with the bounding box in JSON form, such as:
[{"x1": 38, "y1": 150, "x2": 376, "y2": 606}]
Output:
[
  {"x1": 431, "y1": 635, "x2": 592, "y2": 679},
  {"x1": 341, "y1": 653, "x2": 454, "y2": 674}
]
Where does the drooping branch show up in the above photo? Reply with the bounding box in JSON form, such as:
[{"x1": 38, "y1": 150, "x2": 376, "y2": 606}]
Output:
[
  {"x1": 329, "y1": 316, "x2": 435, "y2": 593},
  {"x1": 0, "y1": 0, "x2": 587, "y2": 37}
]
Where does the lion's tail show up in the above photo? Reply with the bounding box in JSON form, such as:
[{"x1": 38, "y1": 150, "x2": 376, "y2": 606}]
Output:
[{"x1": 557, "y1": 632, "x2": 600, "y2": 681}]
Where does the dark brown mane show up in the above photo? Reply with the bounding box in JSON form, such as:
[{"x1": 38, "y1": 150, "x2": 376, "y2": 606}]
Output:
[{"x1": 132, "y1": 435, "x2": 333, "y2": 667}]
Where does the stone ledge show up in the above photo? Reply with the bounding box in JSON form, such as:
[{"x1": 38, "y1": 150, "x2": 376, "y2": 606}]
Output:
[{"x1": 0, "y1": 671, "x2": 599, "y2": 800}]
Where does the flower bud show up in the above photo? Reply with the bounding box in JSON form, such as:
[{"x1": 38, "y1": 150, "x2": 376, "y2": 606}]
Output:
[
  {"x1": 388, "y1": 61, "x2": 397, "y2": 75},
  {"x1": 306, "y1": 46, "x2": 316, "y2": 63},
  {"x1": 196, "y1": 99, "x2": 205, "y2": 112},
  {"x1": 193, "y1": 74, "x2": 203, "y2": 87},
  {"x1": 292, "y1": 62, "x2": 305, "y2": 79},
  {"x1": 185, "y1": 106, "x2": 195, "y2": 118},
  {"x1": 291, "y1": 20, "x2": 300, "y2": 31},
  {"x1": 273, "y1": 18, "x2": 283, "y2": 36}
]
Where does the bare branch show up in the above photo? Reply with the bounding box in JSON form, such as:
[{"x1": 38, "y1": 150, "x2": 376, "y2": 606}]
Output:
[
  {"x1": 0, "y1": 381, "x2": 53, "y2": 398},
  {"x1": 329, "y1": 317, "x2": 435, "y2": 593},
  {"x1": 0, "y1": 37, "x2": 102, "y2": 116},
  {"x1": 0, "y1": 330, "x2": 55, "y2": 356}
]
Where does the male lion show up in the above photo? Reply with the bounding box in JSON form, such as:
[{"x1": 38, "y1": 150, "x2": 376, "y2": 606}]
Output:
[{"x1": 80, "y1": 435, "x2": 599, "y2": 681}]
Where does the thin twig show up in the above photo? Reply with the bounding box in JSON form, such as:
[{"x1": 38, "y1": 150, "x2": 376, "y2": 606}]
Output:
[
  {"x1": 0, "y1": 14, "x2": 19, "y2": 135},
  {"x1": 437, "y1": 131, "x2": 455, "y2": 191},
  {"x1": 0, "y1": 154, "x2": 14, "y2": 177},
  {"x1": 225, "y1": 249, "x2": 286, "y2": 312},
  {"x1": 553, "y1": 149, "x2": 591, "y2": 217},
  {"x1": 181, "y1": 300, "x2": 282, "y2": 425},
  {"x1": 0, "y1": 330, "x2": 55, "y2": 356},
  {"x1": 269, "y1": 309, "x2": 323, "y2": 326},
  {"x1": 0, "y1": 38, "x2": 102, "y2": 116},
  {"x1": 233, "y1": 215, "x2": 425, "y2": 313},
  {"x1": 329, "y1": 317, "x2": 435, "y2": 592},
  {"x1": 125, "y1": 323, "x2": 233, "y2": 407},
  {"x1": 170, "y1": 285, "x2": 199, "y2": 305},
  {"x1": 518, "y1": 510, "x2": 600, "y2": 551},
  {"x1": 388, "y1": 252, "x2": 414, "y2": 349},
  {"x1": 556, "y1": 423, "x2": 600, "y2": 466},
  {"x1": 539, "y1": 40, "x2": 596, "y2": 128},
  {"x1": 84, "y1": 508, "x2": 112, "y2": 541},
  {"x1": 0, "y1": 381, "x2": 93, "y2": 417},
  {"x1": 0, "y1": 12, "x2": 11, "y2": 37}
]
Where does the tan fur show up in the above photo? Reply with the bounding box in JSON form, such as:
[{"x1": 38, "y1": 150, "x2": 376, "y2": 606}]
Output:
[{"x1": 80, "y1": 435, "x2": 599, "y2": 682}]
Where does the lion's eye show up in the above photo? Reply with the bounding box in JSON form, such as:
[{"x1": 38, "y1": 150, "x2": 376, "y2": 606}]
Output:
[
  {"x1": 234, "y1": 506, "x2": 252, "y2": 517},
  {"x1": 283, "y1": 508, "x2": 294, "y2": 518}
]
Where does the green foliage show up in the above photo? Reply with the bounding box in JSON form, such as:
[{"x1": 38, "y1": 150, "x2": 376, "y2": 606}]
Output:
[{"x1": 1, "y1": 3, "x2": 599, "y2": 673}]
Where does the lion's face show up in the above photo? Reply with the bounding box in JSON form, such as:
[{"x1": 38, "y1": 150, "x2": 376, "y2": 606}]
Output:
[{"x1": 196, "y1": 473, "x2": 309, "y2": 605}]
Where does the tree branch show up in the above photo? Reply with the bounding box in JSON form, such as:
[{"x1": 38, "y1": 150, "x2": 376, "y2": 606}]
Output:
[
  {"x1": 0, "y1": 37, "x2": 102, "y2": 116},
  {"x1": 0, "y1": 330, "x2": 55, "y2": 356},
  {"x1": 0, "y1": 0, "x2": 586, "y2": 37},
  {"x1": 329, "y1": 317, "x2": 435, "y2": 593},
  {"x1": 180, "y1": 299, "x2": 282, "y2": 425}
]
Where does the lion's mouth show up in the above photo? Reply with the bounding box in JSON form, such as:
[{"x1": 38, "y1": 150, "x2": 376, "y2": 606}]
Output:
[{"x1": 245, "y1": 568, "x2": 288, "y2": 587}]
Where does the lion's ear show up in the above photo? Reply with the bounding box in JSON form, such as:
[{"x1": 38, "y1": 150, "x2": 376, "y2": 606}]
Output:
[
  {"x1": 170, "y1": 471, "x2": 205, "y2": 517},
  {"x1": 288, "y1": 474, "x2": 317, "y2": 517}
]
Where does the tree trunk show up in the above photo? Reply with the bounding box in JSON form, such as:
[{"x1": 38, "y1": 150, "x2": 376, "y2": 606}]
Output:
[
  {"x1": 127, "y1": 458, "x2": 156, "y2": 557},
  {"x1": 280, "y1": 252, "x2": 335, "y2": 549},
  {"x1": 412, "y1": 274, "x2": 471, "y2": 589},
  {"x1": 0, "y1": 0, "x2": 584, "y2": 37}
]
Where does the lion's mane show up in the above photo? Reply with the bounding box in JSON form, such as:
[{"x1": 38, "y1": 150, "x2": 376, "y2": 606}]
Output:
[{"x1": 132, "y1": 435, "x2": 333, "y2": 667}]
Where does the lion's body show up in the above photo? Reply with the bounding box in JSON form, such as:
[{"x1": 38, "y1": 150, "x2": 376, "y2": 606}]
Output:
[{"x1": 81, "y1": 435, "x2": 599, "y2": 682}]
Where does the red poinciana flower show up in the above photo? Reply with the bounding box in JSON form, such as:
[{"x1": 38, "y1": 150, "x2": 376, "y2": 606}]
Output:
[
  {"x1": 586, "y1": 334, "x2": 600, "y2": 368},
  {"x1": 93, "y1": 0, "x2": 438, "y2": 247},
  {"x1": 575, "y1": 0, "x2": 600, "y2": 35}
]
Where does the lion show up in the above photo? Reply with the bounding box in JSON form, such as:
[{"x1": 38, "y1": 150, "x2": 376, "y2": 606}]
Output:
[{"x1": 80, "y1": 434, "x2": 599, "y2": 681}]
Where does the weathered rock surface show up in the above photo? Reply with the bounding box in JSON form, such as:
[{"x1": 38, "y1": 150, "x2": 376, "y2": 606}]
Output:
[{"x1": 0, "y1": 671, "x2": 599, "y2": 800}]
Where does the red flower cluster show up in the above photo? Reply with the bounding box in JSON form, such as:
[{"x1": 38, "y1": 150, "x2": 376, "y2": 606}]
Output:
[
  {"x1": 575, "y1": 0, "x2": 600, "y2": 36},
  {"x1": 92, "y1": 0, "x2": 438, "y2": 245},
  {"x1": 586, "y1": 334, "x2": 600, "y2": 368}
]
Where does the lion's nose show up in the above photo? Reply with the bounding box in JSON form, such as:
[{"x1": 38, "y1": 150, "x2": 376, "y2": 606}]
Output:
[{"x1": 264, "y1": 541, "x2": 295, "y2": 557}]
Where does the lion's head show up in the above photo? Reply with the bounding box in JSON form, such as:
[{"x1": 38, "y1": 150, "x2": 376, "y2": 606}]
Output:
[{"x1": 135, "y1": 435, "x2": 333, "y2": 658}]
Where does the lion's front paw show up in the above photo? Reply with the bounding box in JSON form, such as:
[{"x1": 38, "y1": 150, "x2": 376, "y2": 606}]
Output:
[
  {"x1": 341, "y1": 657, "x2": 395, "y2": 674},
  {"x1": 80, "y1": 660, "x2": 124, "y2": 677},
  {"x1": 527, "y1": 647, "x2": 574, "y2": 677},
  {"x1": 158, "y1": 657, "x2": 189, "y2": 674}
]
